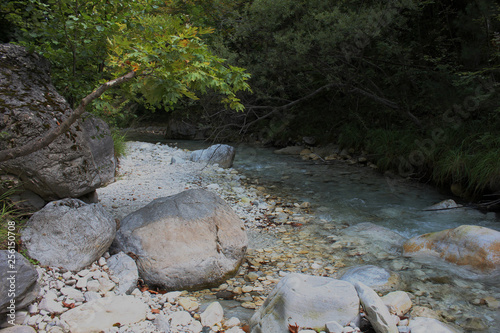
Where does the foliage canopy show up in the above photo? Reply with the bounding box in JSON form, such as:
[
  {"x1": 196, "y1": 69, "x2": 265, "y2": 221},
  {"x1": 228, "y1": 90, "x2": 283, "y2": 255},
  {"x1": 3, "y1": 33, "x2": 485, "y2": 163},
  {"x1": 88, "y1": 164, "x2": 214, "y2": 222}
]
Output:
[{"x1": 0, "y1": 0, "x2": 250, "y2": 124}]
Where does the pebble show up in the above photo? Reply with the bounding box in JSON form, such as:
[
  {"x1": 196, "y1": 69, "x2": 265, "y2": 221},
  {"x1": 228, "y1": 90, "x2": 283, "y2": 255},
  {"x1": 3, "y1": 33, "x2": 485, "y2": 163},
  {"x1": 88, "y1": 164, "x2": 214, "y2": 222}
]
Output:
[
  {"x1": 86, "y1": 279, "x2": 100, "y2": 292},
  {"x1": 75, "y1": 276, "x2": 89, "y2": 289},
  {"x1": 38, "y1": 298, "x2": 66, "y2": 314},
  {"x1": 178, "y1": 297, "x2": 200, "y2": 312},
  {"x1": 483, "y1": 296, "x2": 500, "y2": 308},
  {"x1": 244, "y1": 272, "x2": 259, "y2": 282},
  {"x1": 201, "y1": 302, "x2": 224, "y2": 327},
  {"x1": 99, "y1": 257, "x2": 107, "y2": 266},
  {"x1": 77, "y1": 269, "x2": 90, "y2": 277},
  {"x1": 240, "y1": 302, "x2": 256, "y2": 309},
  {"x1": 224, "y1": 317, "x2": 241, "y2": 328},
  {"x1": 242, "y1": 286, "x2": 253, "y2": 293}
]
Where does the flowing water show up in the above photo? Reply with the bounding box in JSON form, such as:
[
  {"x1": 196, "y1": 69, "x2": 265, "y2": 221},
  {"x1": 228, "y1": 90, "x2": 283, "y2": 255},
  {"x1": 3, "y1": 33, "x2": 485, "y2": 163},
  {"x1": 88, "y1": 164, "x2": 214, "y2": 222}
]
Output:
[{"x1": 131, "y1": 134, "x2": 500, "y2": 332}]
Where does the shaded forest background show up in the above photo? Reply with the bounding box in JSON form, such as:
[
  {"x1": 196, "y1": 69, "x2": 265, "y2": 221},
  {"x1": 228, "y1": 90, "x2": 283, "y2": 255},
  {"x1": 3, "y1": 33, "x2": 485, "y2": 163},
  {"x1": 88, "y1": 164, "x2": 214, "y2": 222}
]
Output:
[{"x1": 1, "y1": 0, "x2": 499, "y2": 200}]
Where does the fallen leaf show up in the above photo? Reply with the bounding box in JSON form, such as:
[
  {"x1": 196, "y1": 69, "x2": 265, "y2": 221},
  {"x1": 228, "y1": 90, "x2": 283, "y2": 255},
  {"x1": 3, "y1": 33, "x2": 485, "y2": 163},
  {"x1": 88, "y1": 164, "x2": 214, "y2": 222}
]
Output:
[
  {"x1": 288, "y1": 323, "x2": 299, "y2": 333},
  {"x1": 151, "y1": 308, "x2": 160, "y2": 314},
  {"x1": 62, "y1": 301, "x2": 75, "y2": 309}
]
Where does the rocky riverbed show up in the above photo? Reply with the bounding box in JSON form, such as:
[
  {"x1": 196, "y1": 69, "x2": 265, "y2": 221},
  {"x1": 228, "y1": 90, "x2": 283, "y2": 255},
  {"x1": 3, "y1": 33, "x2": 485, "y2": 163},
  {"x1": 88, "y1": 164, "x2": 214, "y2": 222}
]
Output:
[{"x1": 4, "y1": 141, "x2": 499, "y2": 333}]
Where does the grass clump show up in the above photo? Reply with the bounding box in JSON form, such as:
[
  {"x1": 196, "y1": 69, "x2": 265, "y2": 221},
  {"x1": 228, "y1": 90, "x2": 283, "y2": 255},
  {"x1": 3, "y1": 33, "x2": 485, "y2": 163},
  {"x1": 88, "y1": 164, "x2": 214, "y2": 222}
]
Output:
[
  {"x1": 111, "y1": 128, "x2": 128, "y2": 159},
  {"x1": 432, "y1": 129, "x2": 500, "y2": 197},
  {"x1": 0, "y1": 183, "x2": 27, "y2": 251}
]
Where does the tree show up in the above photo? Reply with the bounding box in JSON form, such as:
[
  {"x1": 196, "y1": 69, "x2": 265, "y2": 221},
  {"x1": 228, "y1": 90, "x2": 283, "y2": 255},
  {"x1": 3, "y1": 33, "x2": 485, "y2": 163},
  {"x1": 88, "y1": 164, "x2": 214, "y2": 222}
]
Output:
[{"x1": 0, "y1": 0, "x2": 251, "y2": 163}]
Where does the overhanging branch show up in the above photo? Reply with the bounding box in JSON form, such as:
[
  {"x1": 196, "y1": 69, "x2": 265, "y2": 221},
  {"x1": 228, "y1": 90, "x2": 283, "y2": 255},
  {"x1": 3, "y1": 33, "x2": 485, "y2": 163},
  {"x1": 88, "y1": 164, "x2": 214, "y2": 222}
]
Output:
[{"x1": 0, "y1": 70, "x2": 136, "y2": 163}]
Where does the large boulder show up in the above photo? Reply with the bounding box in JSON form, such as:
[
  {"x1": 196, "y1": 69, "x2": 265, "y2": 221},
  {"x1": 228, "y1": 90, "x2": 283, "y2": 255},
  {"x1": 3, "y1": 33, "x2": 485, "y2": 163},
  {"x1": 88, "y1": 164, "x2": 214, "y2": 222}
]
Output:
[
  {"x1": 403, "y1": 225, "x2": 500, "y2": 273},
  {"x1": 250, "y1": 273, "x2": 360, "y2": 333},
  {"x1": 0, "y1": 44, "x2": 115, "y2": 201},
  {"x1": 21, "y1": 199, "x2": 116, "y2": 271},
  {"x1": 0, "y1": 251, "x2": 40, "y2": 315},
  {"x1": 190, "y1": 144, "x2": 236, "y2": 168},
  {"x1": 112, "y1": 189, "x2": 248, "y2": 290}
]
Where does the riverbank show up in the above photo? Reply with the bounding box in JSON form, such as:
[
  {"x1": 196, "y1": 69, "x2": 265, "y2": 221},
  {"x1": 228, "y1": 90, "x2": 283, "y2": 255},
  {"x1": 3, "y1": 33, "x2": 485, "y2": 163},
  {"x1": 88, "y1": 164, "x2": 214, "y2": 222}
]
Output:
[
  {"x1": 10, "y1": 141, "x2": 498, "y2": 332},
  {"x1": 123, "y1": 125, "x2": 500, "y2": 211},
  {"x1": 97, "y1": 141, "x2": 498, "y2": 332}
]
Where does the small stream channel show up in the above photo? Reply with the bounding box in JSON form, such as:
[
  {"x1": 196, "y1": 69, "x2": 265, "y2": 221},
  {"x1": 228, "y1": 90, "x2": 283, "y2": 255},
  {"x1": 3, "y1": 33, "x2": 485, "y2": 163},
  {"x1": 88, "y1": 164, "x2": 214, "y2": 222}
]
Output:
[{"x1": 130, "y1": 133, "x2": 500, "y2": 332}]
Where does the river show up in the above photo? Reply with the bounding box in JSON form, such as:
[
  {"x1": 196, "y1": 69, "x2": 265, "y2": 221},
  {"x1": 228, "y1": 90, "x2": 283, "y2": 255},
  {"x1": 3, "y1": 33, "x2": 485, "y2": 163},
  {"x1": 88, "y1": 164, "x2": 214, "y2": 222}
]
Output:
[{"x1": 129, "y1": 133, "x2": 500, "y2": 332}]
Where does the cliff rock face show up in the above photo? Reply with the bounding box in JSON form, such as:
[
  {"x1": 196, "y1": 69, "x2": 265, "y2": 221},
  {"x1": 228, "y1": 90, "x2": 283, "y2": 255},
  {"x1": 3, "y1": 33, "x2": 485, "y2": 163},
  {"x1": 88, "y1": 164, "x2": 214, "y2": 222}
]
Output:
[{"x1": 0, "y1": 44, "x2": 115, "y2": 201}]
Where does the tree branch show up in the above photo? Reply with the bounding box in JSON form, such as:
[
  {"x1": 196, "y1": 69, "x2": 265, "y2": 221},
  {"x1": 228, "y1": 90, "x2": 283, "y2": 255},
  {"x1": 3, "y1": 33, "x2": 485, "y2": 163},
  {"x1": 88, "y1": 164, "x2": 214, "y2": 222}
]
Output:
[
  {"x1": 0, "y1": 70, "x2": 136, "y2": 163},
  {"x1": 239, "y1": 83, "x2": 336, "y2": 133}
]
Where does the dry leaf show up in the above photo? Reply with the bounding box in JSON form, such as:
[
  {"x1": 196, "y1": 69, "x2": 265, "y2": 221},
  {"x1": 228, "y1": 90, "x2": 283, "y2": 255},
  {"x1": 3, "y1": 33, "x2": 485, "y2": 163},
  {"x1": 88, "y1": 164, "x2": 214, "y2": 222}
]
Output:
[{"x1": 288, "y1": 323, "x2": 299, "y2": 333}]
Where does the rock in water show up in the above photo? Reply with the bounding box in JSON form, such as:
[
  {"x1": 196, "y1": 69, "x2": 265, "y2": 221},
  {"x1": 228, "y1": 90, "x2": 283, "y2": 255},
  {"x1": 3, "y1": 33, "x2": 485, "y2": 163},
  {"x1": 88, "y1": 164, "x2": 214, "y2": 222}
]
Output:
[
  {"x1": 60, "y1": 295, "x2": 148, "y2": 333},
  {"x1": 250, "y1": 273, "x2": 360, "y2": 333},
  {"x1": 0, "y1": 44, "x2": 115, "y2": 201},
  {"x1": 353, "y1": 282, "x2": 398, "y2": 333},
  {"x1": 190, "y1": 144, "x2": 236, "y2": 168},
  {"x1": 273, "y1": 146, "x2": 305, "y2": 155},
  {"x1": 340, "y1": 222, "x2": 407, "y2": 253},
  {"x1": 424, "y1": 199, "x2": 462, "y2": 211},
  {"x1": 339, "y1": 265, "x2": 402, "y2": 293},
  {"x1": 403, "y1": 225, "x2": 500, "y2": 273},
  {"x1": 112, "y1": 189, "x2": 248, "y2": 290},
  {"x1": 381, "y1": 291, "x2": 412, "y2": 316},
  {"x1": 407, "y1": 317, "x2": 460, "y2": 333},
  {"x1": 0, "y1": 251, "x2": 40, "y2": 315},
  {"x1": 201, "y1": 302, "x2": 224, "y2": 328},
  {"x1": 21, "y1": 199, "x2": 116, "y2": 271}
]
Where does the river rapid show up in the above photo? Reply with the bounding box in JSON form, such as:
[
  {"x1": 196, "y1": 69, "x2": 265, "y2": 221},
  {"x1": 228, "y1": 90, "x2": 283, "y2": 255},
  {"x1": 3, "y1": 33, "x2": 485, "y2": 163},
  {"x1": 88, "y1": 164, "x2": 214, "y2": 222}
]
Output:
[{"x1": 133, "y1": 134, "x2": 500, "y2": 332}]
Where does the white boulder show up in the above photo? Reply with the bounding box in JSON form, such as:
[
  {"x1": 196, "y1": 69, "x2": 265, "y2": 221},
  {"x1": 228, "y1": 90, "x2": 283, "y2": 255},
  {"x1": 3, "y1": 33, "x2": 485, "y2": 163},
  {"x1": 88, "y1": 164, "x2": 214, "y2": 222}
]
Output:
[{"x1": 250, "y1": 273, "x2": 360, "y2": 333}]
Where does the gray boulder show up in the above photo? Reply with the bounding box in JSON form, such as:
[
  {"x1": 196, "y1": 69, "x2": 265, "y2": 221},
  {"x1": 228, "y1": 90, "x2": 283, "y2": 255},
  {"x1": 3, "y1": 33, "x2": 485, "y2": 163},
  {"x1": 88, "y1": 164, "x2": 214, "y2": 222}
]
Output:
[
  {"x1": 353, "y1": 282, "x2": 398, "y2": 333},
  {"x1": 0, "y1": 44, "x2": 115, "y2": 202},
  {"x1": 21, "y1": 199, "x2": 116, "y2": 271},
  {"x1": 112, "y1": 189, "x2": 248, "y2": 290},
  {"x1": 250, "y1": 273, "x2": 360, "y2": 333},
  {"x1": 0, "y1": 251, "x2": 40, "y2": 315},
  {"x1": 338, "y1": 265, "x2": 402, "y2": 293},
  {"x1": 190, "y1": 144, "x2": 235, "y2": 168},
  {"x1": 107, "y1": 252, "x2": 139, "y2": 295}
]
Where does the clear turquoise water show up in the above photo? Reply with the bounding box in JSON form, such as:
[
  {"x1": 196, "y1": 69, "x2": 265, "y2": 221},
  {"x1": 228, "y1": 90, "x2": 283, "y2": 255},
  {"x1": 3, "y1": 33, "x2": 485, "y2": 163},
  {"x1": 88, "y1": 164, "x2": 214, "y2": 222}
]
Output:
[{"x1": 132, "y1": 135, "x2": 500, "y2": 332}]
